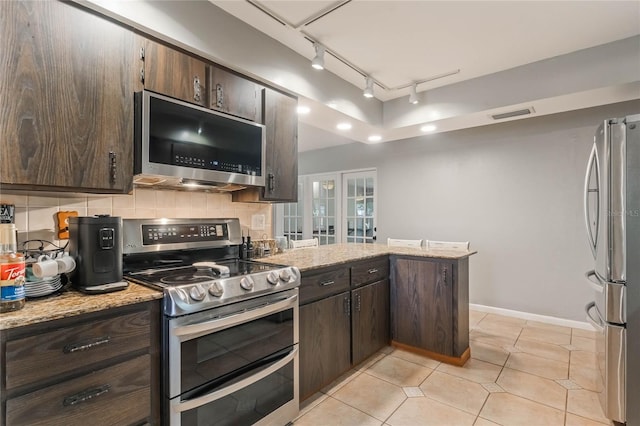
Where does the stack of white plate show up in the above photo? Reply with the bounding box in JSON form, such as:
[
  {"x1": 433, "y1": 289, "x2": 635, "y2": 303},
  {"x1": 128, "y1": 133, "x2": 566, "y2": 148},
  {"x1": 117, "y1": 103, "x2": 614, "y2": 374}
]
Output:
[{"x1": 25, "y1": 275, "x2": 63, "y2": 298}]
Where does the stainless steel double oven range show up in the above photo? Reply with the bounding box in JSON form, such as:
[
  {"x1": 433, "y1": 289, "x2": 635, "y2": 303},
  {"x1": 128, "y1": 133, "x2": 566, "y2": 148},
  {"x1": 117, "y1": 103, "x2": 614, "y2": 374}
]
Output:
[{"x1": 122, "y1": 218, "x2": 300, "y2": 426}]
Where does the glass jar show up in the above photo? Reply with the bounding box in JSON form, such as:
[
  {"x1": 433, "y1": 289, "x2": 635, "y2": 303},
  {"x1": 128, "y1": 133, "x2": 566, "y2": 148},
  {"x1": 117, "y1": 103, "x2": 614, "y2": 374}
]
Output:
[{"x1": 0, "y1": 224, "x2": 25, "y2": 312}]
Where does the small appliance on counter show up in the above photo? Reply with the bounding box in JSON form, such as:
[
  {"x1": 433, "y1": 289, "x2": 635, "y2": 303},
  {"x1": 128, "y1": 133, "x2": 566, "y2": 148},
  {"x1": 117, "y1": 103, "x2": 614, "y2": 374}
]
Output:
[{"x1": 68, "y1": 215, "x2": 128, "y2": 294}]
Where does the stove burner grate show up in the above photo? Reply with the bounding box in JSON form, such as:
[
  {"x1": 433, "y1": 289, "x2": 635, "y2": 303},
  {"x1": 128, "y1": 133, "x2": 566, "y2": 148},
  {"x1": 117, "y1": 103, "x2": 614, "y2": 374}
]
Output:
[{"x1": 160, "y1": 272, "x2": 217, "y2": 285}]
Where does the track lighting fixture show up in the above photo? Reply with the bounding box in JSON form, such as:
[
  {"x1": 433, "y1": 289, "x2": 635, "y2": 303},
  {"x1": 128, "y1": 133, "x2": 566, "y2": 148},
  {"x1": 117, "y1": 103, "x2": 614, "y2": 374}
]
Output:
[
  {"x1": 409, "y1": 83, "x2": 419, "y2": 104},
  {"x1": 363, "y1": 77, "x2": 374, "y2": 98},
  {"x1": 311, "y1": 44, "x2": 325, "y2": 70}
]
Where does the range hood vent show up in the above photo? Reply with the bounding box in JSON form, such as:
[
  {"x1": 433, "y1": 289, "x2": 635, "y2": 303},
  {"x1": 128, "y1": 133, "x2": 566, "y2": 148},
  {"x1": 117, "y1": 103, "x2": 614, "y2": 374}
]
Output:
[{"x1": 491, "y1": 107, "x2": 535, "y2": 120}]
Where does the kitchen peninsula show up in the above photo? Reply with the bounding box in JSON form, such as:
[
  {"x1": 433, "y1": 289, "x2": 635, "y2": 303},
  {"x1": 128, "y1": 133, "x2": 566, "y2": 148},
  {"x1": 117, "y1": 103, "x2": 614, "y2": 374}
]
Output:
[{"x1": 265, "y1": 243, "x2": 476, "y2": 400}]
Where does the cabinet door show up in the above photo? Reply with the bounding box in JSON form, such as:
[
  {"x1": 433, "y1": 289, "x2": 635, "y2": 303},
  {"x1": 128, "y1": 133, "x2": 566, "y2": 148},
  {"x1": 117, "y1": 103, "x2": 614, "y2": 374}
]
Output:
[
  {"x1": 262, "y1": 88, "x2": 298, "y2": 201},
  {"x1": 392, "y1": 258, "x2": 453, "y2": 356},
  {"x1": 232, "y1": 88, "x2": 298, "y2": 203},
  {"x1": 142, "y1": 39, "x2": 207, "y2": 106},
  {"x1": 0, "y1": 1, "x2": 139, "y2": 193},
  {"x1": 299, "y1": 292, "x2": 351, "y2": 400},
  {"x1": 210, "y1": 66, "x2": 261, "y2": 122},
  {"x1": 352, "y1": 279, "x2": 390, "y2": 365}
]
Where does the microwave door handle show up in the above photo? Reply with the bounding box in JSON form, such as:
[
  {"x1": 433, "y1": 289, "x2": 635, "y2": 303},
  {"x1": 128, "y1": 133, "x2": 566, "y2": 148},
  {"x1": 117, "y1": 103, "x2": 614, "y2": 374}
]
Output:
[
  {"x1": 175, "y1": 345, "x2": 298, "y2": 413},
  {"x1": 584, "y1": 143, "x2": 599, "y2": 257},
  {"x1": 585, "y1": 301, "x2": 605, "y2": 333},
  {"x1": 585, "y1": 270, "x2": 605, "y2": 293}
]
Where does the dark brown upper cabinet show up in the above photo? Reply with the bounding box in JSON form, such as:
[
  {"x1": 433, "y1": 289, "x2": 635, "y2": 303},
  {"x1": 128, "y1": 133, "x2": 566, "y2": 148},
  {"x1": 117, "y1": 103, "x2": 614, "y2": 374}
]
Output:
[
  {"x1": 209, "y1": 66, "x2": 262, "y2": 122},
  {"x1": 0, "y1": 1, "x2": 141, "y2": 193},
  {"x1": 140, "y1": 38, "x2": 207, "y2": 107},
  {"x1": 233, "y1": 88, "x2": 298, "y2": 203}
]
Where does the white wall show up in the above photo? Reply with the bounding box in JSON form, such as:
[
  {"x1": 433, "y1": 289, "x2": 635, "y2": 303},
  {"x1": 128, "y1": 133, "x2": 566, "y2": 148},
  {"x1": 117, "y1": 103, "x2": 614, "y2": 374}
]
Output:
[{"x1": 299, "y1": 101, "x2": 640, "y2": 321}]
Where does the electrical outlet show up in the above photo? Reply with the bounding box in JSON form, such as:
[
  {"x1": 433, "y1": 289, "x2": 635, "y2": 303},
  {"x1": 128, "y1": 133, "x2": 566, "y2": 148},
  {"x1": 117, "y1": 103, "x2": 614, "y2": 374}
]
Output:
[{"x1": 56, "y1": 211, "x2": 78, "y2": 239}]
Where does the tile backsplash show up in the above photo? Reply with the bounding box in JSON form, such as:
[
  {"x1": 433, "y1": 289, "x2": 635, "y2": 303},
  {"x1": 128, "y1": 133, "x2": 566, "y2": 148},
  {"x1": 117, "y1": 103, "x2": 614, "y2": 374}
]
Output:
[{"x1": 1, "y1": 188, "x2": 272, "y2": 247}]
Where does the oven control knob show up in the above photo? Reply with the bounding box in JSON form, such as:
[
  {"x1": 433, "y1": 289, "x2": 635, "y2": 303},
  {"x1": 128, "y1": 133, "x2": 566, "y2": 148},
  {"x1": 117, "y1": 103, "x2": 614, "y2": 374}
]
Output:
[
  {"x1": 279, "y1": 269, "x2": 292, "y2": 282},
  {"x1": 189, "y1": 285, "x2": 206, "y2": 301},
  {"x1": 267, "y1": 271, "x2": 280, "y2": 285},
  {"x1": 240, "y1": 276, "x2": 254, "y2": 291},
  {"x1": 209, "y1": 282, "x2": 224, "y2": 298}
]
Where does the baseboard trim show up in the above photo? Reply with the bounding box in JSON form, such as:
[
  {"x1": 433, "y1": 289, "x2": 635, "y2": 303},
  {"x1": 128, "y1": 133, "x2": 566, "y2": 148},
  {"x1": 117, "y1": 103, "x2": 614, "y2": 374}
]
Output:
[
  {"x1": 391, "y1": 341, "x2": 471, "y2": 366},
  {"x1": 469, "y1": 303, "x2": 595, "y2": 331}
]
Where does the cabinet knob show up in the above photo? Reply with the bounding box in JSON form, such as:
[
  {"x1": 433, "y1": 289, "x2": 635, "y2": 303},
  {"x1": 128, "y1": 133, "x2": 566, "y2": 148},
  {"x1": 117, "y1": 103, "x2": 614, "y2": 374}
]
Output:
[
  {"x1": 63, "y1": 384, "x2": 111, "y2": 406},
  {"x1": 194, "y1": 76, "x2": 202, "y2": 102},
  {"x1": 268, "y1": 173, "x2": 275, "y2": 193},
  {"x1": 63, "y1": 336, "x2": 111, "y2": 353},
  {"x1": 109, "y1": 151, "x2": 117, "y2": 185},
  {"x1": 216, "y1": 83, "x2": 224, "y2": 109}
]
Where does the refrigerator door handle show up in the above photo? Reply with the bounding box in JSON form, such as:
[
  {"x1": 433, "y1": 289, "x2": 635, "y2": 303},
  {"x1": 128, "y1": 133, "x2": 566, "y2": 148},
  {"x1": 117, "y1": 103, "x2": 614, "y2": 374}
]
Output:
[
  {"x1": 585, "y1": 301, "x2": 605, "y2": 333},
  {"x1": 583, "y1": 143, "x2": 599, "y2": 258},
  {"x1": 585, "y1": 270, "x2": 604, "y2": 293}
]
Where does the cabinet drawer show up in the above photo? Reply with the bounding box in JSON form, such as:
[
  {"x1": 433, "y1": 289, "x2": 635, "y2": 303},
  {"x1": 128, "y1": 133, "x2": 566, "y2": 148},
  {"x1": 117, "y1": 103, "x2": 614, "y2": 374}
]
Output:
[
  {"x1": 6, "y1": 354, "x2": 151, "y2": 426},
  {"x1": 300, "y1": 266, "x2": 350, "y2": 305},
  {"x1": 5, "y1": 309, "x2": 150, "y2": 390},
  {"x1": 351, "y1": 257, "x2": 389, "y2": 288}
]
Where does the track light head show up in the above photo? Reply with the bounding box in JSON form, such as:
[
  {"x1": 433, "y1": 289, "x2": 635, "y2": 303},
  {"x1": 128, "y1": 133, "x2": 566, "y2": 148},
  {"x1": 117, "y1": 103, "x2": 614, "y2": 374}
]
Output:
[
  {"x1": 409, "y1": 83, "x2": 419, "y2": 104},
  {"x1": 363, "y1": 77, "x2": 374, "y2": 98},
  {"x1": 311, "y1": 44, "x2": 325, "y2": 70}
]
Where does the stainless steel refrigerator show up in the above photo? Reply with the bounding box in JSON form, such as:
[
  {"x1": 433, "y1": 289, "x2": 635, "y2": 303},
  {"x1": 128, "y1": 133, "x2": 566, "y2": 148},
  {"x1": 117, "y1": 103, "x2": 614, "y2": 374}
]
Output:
[{"x1": 584, "y1": 113, "x2": 639, "y2": 425}]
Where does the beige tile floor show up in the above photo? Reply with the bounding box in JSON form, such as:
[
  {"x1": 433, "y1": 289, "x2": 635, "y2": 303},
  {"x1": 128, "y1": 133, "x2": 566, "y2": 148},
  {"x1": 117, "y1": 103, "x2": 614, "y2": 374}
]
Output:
[{"x1": 294, "y1": 308, "x2": 612, "y2": 426}]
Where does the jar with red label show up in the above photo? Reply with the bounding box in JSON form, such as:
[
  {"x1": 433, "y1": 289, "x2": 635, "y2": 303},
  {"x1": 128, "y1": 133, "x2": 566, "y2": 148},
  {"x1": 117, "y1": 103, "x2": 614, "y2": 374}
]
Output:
[{"x1": 0, "y1": 224, "x2": 25, "y2": 312}]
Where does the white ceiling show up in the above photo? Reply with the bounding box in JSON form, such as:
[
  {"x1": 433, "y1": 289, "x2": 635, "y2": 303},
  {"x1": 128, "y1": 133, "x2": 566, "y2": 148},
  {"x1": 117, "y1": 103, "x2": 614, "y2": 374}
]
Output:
[
  {"x1": 210, "y1": 1, "x2": 640, "y2": 151},
  {"x1": 212, "y1": 0, "x2": 639, "y2": 101}
]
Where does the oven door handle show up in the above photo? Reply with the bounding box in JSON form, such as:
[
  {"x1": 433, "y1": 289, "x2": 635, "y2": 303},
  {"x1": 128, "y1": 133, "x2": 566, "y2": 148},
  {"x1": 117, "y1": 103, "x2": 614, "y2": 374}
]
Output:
[
  {"x1": 173, "y1": 294, "x2": 298, "y2": 339},
  {"x1": 174, "y1": 345, "x2": 298, "y2": 413}
]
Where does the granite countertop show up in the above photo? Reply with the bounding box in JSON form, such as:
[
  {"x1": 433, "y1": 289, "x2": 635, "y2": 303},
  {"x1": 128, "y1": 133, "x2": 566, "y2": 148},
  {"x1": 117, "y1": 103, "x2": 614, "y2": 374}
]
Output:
[
  {"x1": 0, "y1": 282, "x2": 162, "y2": 330},
  {"x1": 262, "y1": 243, "x2": 477, "y2": 272}
]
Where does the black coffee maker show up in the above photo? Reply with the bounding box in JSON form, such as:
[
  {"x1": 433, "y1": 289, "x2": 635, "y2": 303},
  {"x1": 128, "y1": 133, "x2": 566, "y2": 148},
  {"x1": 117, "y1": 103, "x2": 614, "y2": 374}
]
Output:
[{"x1": 68, "y1": 215, "x2": 128, "y2": 293}]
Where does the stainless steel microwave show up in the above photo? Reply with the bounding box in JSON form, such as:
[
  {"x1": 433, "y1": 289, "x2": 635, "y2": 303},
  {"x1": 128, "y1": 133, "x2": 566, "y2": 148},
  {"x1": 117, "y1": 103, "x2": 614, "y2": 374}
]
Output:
[{"x1": 134, "y1": 91, "x2": 266, "y2": 189}]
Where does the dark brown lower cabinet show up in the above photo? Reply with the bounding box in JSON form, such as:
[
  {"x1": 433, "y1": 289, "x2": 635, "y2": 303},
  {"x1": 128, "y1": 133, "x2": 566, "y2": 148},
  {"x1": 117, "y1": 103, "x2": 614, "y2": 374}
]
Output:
[
  {"x1": 299, "y1": 259, "x2": 392, "y2": 401},
  {"x1": 391, "y1": 256, "x2": 469, "y2": 361},
  {"x1": 299, "y1": 291, "x2": 351, "y2": 400},
  {"x1": 0, "y1": 300, "x2": 160, "y2": 425},
  {"x1": 6, "y1": 354, "x2": 151, "y2": 426},
  {"x1": 351, "y1": 279, "x2": 390, "y2": 366}
]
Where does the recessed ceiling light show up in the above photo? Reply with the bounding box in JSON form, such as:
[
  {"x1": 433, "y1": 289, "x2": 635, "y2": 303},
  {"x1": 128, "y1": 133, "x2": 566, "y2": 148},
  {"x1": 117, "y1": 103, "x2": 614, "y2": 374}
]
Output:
[
  {"x1": 337, "y1": 122, "x2": 352, "y2": 130},
  {"x1": 368, "y1": 135, "x2": 382, "y2": 142},
  {"x1": 296, "y1": 106, "x2": 310, "y2": 115},
  {"x1": 421, "y1": 124, "x2": 437, "y2": 132}
]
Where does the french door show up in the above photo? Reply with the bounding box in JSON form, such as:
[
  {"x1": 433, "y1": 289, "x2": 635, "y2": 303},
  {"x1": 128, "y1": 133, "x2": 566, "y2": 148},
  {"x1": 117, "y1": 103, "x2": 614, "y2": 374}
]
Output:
[{"x1": 276, "y1": 170, "x2": 376, "y2": 245}]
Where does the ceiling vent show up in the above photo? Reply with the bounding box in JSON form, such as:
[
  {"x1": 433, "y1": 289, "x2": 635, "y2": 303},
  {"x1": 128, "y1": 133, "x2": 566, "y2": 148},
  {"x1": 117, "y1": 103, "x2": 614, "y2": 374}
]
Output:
[{"x1": 491, "y1": 107, "x2": 535, "y2": 120}]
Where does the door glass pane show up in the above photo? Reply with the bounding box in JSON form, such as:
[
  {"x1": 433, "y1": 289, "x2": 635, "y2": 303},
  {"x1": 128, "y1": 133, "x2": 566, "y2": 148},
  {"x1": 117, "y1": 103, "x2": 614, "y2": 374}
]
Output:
[
  {"x1": 310, "y1": 177, "x2": 336, "y2": 245},
  {"x1": 348, "y1": 180, "x2": 355, "y2": 197},
  {"x1": 343, "y1": 171, "x2": 376, "y2": 244},
  {"x1": 366, "y1": 177, "x2": 374, "y2": 196},
  {"x1": 283, "y1": 182, "x2": 303, "y2": 241}
]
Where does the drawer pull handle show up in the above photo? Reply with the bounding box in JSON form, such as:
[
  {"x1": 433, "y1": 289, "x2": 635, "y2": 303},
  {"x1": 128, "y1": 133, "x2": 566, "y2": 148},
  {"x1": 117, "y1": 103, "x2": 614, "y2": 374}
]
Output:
[
  {"x1": 367, "y1": 268, "x2": 378, "y2": 274},
  {"x1": 63, "y1": 336, "x2": 111, "y2": 354},
  {"x1": 63, "y1": 384, "x2": 111, "y2": 406},
  {"x1": 320, "y1": 280, "x2": 335, "y2": 286}
]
